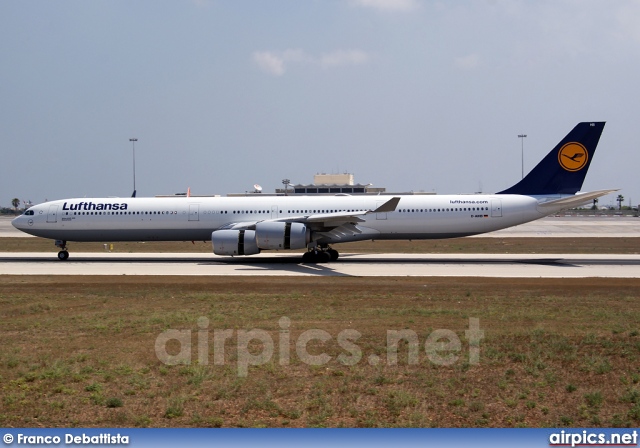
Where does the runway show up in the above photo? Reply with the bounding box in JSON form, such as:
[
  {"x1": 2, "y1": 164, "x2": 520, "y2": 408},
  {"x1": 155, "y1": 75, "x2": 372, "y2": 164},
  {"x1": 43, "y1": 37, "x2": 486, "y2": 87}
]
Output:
[
  {"x1": 1, "y1": 252, "x2": 639, "y2": 277},
  {"x1": 2, "y1": 215, "x2": 638, "y2": 277}
]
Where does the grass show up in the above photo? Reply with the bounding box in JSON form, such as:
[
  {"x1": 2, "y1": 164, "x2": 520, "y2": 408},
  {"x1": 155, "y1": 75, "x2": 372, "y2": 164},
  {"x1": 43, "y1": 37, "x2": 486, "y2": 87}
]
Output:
[{"x1": 1, "y1": 275, "x2": 640, "y2": 427}]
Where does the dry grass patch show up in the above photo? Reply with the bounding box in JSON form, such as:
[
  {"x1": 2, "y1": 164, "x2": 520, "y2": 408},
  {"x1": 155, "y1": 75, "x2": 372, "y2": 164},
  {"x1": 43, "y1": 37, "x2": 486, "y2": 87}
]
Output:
[{"x1": 1, "y1": 276, "x2": 639, "y2": 427}]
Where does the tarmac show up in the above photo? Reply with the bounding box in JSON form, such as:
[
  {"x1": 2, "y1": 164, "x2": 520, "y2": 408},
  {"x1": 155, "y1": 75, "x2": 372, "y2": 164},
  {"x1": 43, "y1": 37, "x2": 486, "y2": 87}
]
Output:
[
  {"x1": 0, "y1": 252, "x2": 638, "y2": 278},
  {"x1": 1, "y1": 215, "x2": 638, "y2": 277}
]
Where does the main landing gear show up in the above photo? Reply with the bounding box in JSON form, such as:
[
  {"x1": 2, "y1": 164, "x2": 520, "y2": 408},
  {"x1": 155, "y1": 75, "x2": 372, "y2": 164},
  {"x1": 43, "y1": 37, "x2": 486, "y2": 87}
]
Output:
[
  {"x1": 55, "y1": 240, "x2": 69, "y2": 261},
  {"x1": 302, "y1": 246, "x2": 339, "y2": 263}
]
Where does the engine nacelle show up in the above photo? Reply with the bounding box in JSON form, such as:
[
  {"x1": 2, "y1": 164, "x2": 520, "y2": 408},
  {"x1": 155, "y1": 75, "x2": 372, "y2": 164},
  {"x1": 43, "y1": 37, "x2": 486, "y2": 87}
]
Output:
[
  {"x1": 211, "y1": 230, "x2": 260, "y2": 256},
  {"x1": 255, "y1": 222, "x2": 310, "y2": 250}
]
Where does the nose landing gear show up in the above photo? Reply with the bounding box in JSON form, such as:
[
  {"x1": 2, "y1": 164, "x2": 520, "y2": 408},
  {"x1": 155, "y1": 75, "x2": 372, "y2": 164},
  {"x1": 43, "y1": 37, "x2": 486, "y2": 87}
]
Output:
[{"x1": 55, "y1": 240, "x2": 69, "y2": 261}]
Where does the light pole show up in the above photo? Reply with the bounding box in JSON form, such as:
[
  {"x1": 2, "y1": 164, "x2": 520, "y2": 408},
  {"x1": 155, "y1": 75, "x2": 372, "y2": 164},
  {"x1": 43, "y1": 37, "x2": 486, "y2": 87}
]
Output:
[
  {"x1": 282, "y1": 179, "x2": 290, "y2": 196},
  {"x1": 518, "y1": 134, "x2": 527, "y2": 179},
  {"x1": 129, "y1": 138, "x2": 138, "y2": 197}
]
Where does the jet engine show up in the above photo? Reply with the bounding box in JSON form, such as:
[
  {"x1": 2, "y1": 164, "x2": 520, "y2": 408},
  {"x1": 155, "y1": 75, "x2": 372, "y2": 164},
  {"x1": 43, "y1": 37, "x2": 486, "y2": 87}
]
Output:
[
  {"x1": 211, "y1": 229, "x2": 260, "y2": 255},
  {"x1": 255, "y1": 222, "x2": 310, "y2": 250}
]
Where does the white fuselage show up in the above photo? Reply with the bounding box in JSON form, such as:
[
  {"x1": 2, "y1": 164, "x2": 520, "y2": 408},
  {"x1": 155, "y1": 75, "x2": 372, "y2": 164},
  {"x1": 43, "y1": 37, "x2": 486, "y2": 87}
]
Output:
[{"x1": 12, "y1": 194, "x2": 549, "y2": 245}]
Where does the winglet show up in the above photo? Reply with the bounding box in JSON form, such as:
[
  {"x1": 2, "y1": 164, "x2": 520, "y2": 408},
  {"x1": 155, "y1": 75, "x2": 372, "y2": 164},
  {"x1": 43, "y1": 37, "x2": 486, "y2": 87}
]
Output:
[{"x1": 370, "y1": 197, "x2": 400, "y2": 214}]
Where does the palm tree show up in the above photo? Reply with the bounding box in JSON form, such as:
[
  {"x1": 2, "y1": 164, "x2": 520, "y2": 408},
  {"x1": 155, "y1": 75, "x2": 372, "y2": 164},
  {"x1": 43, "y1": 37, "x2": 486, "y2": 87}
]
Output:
[
  {"x1": 616, "y1": 194, "x2": 624, "y2": 210},
  {"x1": 11, "y1": 198, "x2": 20, "y2": 214},
  {"x1": 592, "y1": 198, "x2": 599, "y2": 210}
]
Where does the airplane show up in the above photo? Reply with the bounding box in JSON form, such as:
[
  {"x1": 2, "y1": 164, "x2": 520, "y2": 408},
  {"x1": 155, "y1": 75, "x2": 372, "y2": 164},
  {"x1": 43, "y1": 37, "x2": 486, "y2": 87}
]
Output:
[{"x1": 12, "y1": 122, "x2": 615, "y2": 262}]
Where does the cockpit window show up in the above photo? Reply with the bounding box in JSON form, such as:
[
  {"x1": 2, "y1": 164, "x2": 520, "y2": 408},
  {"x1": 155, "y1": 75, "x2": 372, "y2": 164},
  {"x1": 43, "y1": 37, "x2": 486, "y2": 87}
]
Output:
[{"x1": 24, "y1": 210, "x2": 35, "y2": 215}]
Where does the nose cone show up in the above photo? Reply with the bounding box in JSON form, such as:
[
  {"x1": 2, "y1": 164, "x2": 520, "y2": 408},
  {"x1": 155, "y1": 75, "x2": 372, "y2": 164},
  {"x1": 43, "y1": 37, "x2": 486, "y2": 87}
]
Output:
[{"x1": 12, "y1": 215, "x2": 28, "y2": 231}]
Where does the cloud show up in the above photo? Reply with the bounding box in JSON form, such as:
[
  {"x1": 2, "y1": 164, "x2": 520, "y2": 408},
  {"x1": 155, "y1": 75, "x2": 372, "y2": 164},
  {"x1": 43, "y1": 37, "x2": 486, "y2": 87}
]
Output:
[
  {"x1": 348, "y1": 0, "x2": 420, "y2": 13},
  {"x1": 454, "y1": 53, "x2": 481, "y2": 70},
  {"x1": 252, "y1": 52, "x2": 286, "y2": 76},
  {"x1": 253, "y1": 49, "x2": 370, "y2": 76},
  {"x1": 614, "y1": 2, "x2": 640, "y2": 44}
]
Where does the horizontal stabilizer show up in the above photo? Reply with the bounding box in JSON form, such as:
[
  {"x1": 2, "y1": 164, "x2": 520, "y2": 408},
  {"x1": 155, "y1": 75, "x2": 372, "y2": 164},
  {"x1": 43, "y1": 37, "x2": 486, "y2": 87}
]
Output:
[{"x1": 537, "y1": 189, "x2": 618, "y2": 209}]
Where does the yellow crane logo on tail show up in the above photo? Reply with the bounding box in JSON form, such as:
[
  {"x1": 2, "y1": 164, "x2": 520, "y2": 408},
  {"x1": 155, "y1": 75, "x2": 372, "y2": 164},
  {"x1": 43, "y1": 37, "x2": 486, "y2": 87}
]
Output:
[{"x1": 558, "y1": 142, "x2": 588, "y2": 172}]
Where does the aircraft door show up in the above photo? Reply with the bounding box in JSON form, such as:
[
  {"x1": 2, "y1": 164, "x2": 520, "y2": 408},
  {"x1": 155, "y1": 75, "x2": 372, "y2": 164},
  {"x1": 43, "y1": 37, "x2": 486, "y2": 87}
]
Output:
[
  {"x1": 491, "y1": 200, "x2": 502, "y2": 217},
  {"x1": 189, "y1": 204, "x2": 200, "y2": 221},
  {"x1": 271, "y1": 205, "x2": 278, "y2": 219},
  {"x1": 47, "y1": 205, "x2": 58, "y2": 223}
]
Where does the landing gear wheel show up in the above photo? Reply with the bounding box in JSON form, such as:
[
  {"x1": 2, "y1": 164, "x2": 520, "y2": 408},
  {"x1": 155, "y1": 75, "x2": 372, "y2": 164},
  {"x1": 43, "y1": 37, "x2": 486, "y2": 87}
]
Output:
[
  {"x1": 302, "y1": 249, "x2": 334, "y2": 263},
  {"x1": 327, "y1": 249, "x2": 339, "y2": 261},
  {"x1": 302, "y1": 250, "x2": 327, "y2": 263},
  {"x1": 55, "y1": 240, "x2": 69, "y2": 261}
]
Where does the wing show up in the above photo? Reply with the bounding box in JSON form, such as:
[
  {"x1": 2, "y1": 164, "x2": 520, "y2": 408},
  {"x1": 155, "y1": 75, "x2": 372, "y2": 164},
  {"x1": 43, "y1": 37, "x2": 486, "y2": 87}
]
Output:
[{"x1": 217, "y1": 197, "x2": 400, "y2": 233}]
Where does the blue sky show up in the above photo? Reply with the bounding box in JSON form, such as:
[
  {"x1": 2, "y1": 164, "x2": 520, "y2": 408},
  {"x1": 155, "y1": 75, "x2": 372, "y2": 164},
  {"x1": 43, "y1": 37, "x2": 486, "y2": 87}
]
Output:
[{"x1": 2, "y1": 0, "x2": 638, "y2": 207}]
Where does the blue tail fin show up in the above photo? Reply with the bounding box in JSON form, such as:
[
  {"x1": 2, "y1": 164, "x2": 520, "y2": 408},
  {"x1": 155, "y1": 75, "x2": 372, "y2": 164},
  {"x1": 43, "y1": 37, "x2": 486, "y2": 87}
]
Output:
[{"x1": 497, "y1": 122, "x2": 605, "y2": 195}]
